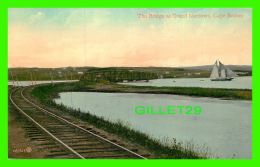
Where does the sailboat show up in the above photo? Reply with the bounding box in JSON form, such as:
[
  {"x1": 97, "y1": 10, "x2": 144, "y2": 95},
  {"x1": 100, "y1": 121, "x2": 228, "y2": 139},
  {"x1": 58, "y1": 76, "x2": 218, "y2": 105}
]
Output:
[{"x1": 210, "y1": 60, "x2": 238, "y2": 81}]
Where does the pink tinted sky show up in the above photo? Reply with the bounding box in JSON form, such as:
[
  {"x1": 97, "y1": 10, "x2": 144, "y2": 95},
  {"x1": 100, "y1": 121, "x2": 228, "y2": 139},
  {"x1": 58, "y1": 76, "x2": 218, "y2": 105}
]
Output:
[{"x1": 8, "y1": 8, "x2": 252, "y2": 68}]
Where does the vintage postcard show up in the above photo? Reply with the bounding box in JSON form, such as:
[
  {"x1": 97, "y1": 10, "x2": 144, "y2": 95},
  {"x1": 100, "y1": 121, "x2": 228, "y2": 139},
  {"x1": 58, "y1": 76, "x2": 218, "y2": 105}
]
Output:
[{"x1": 8, "y1": 8, "x2": 252, "y2": 159}]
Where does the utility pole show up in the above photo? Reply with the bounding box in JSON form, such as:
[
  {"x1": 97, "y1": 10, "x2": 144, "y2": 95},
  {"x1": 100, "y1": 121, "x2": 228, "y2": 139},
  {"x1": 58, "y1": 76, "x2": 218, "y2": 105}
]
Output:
[
  {"x1": 65, "y1": 72, "x2": 68, "y2": 82},
  {"x1": 29, "y1": 70, "x2": 33, "y2": 86},
  {"x1": 15, "y1": 75, "x2": 20, "y2": 87},
  {"x1": 50, "y1": 71, "x2": 53, "y2": 86},
  {"x1": 10, "y1": 70, "x2": 16, "y2": 87}
]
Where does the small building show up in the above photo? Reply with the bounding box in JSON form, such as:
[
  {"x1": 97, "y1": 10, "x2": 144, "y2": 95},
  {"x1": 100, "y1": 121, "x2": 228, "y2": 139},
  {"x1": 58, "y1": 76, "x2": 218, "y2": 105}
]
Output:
[
  {"x1": 78, "y1": 71, "x2": 84, "y2": 75},
  {"x1": 194, "y1": 73, "x2": 201, "y2": 76},
  {"x1": 165, "y1": 71, "x2": 169, "y2": 74},
  {"x1": 57, "y1": 71, "x2": 62, "y2": 77}
]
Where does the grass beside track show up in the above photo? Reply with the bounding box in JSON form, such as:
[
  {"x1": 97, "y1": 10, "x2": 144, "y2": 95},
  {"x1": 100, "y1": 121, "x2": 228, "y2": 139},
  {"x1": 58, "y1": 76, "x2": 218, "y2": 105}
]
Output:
[{"x1": 31, "y1": 82, "x2": 210, "y2": 159}]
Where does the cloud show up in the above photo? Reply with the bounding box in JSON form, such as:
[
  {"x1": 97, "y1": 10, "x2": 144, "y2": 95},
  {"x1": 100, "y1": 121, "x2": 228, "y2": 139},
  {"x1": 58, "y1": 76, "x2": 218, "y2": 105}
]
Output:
[
  {"x1": 64, "y1": 9, "x2": 84, "y2": 27},
  {"x1": 30, "y1": 11, "x2": 45, "y2": 22}
]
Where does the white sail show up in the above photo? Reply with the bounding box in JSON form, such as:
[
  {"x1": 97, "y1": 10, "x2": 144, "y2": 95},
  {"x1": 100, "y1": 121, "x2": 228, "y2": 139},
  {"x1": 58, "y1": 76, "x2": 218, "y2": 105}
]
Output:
[
  {"x1": 225, "y1": 66, "x2": 238, "y2": 77},
  {"x1": 210, "y1": 60, "x2": 237, "y2": 81},
  {"x1": 219, "y1": 61, "x2": 238, "y2": 77},
  {"x1": 220, "y1": 69, "x2": 226, "y2": 78},
  {"x1": 219, "y1": 61, "x2": 225, "y2": 70},
  {"x1": 210, "y1": 61, "x2": 219, "y2": 78}
]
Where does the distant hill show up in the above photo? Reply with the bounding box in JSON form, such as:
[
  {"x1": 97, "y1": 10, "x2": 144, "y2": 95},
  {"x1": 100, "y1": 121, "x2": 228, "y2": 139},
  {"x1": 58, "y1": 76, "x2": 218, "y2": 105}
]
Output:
[{"x1": 180, "y1": 65, "x2": 252, "y2": 71}]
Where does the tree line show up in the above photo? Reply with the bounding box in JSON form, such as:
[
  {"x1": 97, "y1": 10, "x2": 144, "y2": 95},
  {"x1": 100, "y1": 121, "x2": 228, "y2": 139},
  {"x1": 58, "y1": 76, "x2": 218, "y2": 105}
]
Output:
[{"x1": 80, "y1": 70, "x2": 158, "y2": 82}]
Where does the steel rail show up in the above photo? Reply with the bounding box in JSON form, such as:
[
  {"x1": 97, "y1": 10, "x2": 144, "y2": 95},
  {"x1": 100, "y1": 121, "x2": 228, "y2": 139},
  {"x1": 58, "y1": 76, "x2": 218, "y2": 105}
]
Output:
[
  {"x1": 10, "y1": 87, "x2": 85, "y2": 159},
  {"x1": 21, "y1": 86, "x2": 147, "y2": 159},
  {"x1": 10, "y1": 86, "x2": 147, "y2": 159}
]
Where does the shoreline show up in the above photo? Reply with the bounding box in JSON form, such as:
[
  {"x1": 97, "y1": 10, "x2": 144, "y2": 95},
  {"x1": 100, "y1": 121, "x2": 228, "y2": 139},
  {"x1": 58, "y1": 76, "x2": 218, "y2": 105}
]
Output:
[
  {"x1": 9, "y1": 81, "x2": 251, "y2": 159},
  {"x1": 80, "y1": 82, "x2": 252, "y2": 101},
  {"x1": 30, "y1": 83, "x2": 211, "y2": 159},
  {"x1": 27, "y1": 82, "x2": 251, "y2": 158},
  {"x1": 8, "y1": 78, "x2": 252, "y2": 100}
]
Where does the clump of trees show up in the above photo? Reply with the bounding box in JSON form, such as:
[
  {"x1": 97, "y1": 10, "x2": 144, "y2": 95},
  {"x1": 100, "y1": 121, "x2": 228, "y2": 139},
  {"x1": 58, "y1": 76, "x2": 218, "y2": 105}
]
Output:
[{"x1": 81, "y1": 69, "x2": 158, "y2": 83}]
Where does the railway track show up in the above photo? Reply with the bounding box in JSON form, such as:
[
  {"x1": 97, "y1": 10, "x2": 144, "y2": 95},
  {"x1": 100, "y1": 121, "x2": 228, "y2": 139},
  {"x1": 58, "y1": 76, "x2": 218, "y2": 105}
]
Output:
[{"x1": 9, "y1": 86, "x2": 148, "y2": 159}]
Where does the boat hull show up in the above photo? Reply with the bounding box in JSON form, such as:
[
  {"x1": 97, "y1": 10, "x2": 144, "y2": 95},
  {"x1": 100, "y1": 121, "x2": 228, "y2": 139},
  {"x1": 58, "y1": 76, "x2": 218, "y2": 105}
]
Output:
[{"x1": 210, "y1": 77, "x2": 234, "y2": 81}]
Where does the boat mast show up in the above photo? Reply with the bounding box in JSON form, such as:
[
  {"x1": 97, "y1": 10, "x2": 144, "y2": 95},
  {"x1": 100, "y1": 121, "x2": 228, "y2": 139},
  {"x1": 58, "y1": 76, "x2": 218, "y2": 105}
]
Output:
[{"x1": 210, "y1": 60, "x2": 219, "y2": 78}]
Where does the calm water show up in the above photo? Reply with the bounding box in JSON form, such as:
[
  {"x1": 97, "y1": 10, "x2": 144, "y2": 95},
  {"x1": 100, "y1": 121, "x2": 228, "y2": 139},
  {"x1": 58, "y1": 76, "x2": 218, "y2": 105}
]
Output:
[
  {"x1": 8, "y1": 80, "x2": 79, "y2": 86},
  {"x1": 54, "y1": 92, "x2": 252, "y2": 159},
  {"x1": 118, "y1": 76, "x2": 252, "y2": 90}
]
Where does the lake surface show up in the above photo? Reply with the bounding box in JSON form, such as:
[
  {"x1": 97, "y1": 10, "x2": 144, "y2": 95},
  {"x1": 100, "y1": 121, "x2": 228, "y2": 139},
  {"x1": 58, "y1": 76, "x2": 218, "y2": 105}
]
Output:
[
  {"x1": 54, "y1": 92, "x2": 252, "y2": 159},
  {"x1": 8, "y1": 80, "x2": 79, "y2": 86},
  {"x1": 118, "y1": 76, "x2": 252, "y2": 90}
]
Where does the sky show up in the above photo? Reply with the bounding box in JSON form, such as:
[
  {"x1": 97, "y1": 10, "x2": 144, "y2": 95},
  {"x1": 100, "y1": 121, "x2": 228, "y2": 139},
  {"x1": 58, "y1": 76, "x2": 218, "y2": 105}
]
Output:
[{"x1": 8, "y1": 8, "x2": 252, "y2": 68}]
